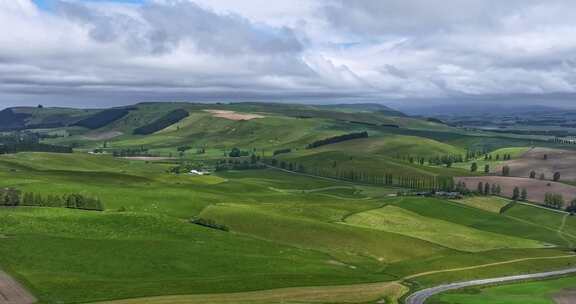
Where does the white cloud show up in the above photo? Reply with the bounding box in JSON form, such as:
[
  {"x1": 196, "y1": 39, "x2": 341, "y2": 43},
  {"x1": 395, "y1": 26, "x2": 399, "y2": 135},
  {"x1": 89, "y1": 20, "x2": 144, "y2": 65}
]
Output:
[{"x1": 1, "y1": 0, "x2": 576, "y2": 107}]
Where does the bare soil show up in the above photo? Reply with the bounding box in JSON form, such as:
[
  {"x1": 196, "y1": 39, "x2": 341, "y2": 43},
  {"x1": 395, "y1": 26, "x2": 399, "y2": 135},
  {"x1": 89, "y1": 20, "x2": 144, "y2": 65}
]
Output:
[
  {"x1": 498, "y1": 148, "x2": 576, "y2": 182},
  {"x1": 554, "y1": 289, "x2": 576, "y2": 304},
  {"x1": 456, "y1": 176, "x2": 576, "y2": 205},
  {"x1": 0, "y1": 271, "x2": 36, "y2": 304},
  {"x1": 205, "y1": 110, "x2": 264, "y2": 121}
]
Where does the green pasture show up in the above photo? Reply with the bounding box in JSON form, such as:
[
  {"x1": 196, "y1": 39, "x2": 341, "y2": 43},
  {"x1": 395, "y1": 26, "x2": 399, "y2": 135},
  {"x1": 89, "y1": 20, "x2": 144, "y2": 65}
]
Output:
[{"x1": 1, "y1": 152, "x2": 576, "y2": 303}]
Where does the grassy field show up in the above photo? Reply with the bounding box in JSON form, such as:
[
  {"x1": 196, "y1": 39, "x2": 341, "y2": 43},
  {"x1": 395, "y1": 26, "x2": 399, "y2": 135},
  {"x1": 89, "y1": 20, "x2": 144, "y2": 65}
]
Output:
[
  {"x1": 344, "y1": 205, "x2": 543, "y2": 252},
  {"x1": 454, "y1": 196, "x2": 512, "y2": 213},
  {"x1": 0, "y1": 208, "x2": 391, "y2": 303},
  {"x1": 429, "y1": 275, "x2": 576, "y2": 304},
  {"x1": 2, "y1": 151, "x2": 576, "y2": 303}
]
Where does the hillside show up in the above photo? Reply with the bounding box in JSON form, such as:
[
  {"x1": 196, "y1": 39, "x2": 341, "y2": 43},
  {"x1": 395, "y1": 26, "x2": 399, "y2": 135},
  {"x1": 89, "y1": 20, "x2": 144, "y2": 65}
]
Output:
[{"x1": 3, "y1": 102, "x2": 576, "y2": 304}]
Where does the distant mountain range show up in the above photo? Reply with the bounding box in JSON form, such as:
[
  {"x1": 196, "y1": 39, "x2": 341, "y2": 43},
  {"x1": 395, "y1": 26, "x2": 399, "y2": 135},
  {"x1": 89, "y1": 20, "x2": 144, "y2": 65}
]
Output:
[{"x1": 401, "y1": 104, "x2": 570, "y2": 116}]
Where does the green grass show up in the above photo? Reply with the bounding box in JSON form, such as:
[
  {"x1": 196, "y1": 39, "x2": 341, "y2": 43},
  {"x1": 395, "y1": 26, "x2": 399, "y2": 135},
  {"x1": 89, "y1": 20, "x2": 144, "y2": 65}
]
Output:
[
  {"x1": 2, "y1": 152, "x2": 576, "y2": 304},
  {"x1": 455, "y1": 196, "x2": 512, "y2": 213},
  {"x1": 388, "y1": 197, "x2": 570, "y2": 246},
  {"x1": 345, "y1": 205, "x2": 543, "y2": 252},
  {"x1": 198, "y1": 203, "x2": 449, "y2": 267},
  {"x1": 0, "y1": 208, "x2": 387, "y2": 303},
  {"x1": 429, "y1": 275, "x2": 576, "y2": 304}
]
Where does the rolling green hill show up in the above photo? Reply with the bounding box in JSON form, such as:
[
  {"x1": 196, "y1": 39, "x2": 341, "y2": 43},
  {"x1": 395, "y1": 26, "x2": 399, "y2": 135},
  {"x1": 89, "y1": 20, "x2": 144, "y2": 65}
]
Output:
[
  {"x1": 3, "y1": 102, "x2": 576, "y2": 304},
  {"x1": 1, "y1": 152, "x2": 576, "y2": 303}
]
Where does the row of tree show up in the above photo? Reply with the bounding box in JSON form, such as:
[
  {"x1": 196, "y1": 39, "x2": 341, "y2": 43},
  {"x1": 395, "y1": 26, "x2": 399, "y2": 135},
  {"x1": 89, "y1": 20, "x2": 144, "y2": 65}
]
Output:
[
  {"x1": 0, "y1": 131, "x2": 72, "y2": 154},
  {"x1": 306, "y1": 131, "x2": 368, "y2": 149},
  {"x1": 470, "y1": 181, "x2": 504, "y2": 196},
  {"x1": 264, "y1": 159, "x2": 455, "y2": 191},
  {"x1": 111, "y1": 147, "x2": 151, "y2": 157},
  {"x1": 544, "y1": 193, "x2": 565, "y2": 209},
  {"x1": 0, "y1": 188, "x2": 104, "y2": 211},
  {"x1": 214, "y1": 157, "x2": 265, "y2": 171},
  {"x1": 529, "y1": 171, "x2": 561, "y2": 181},
  {"x1": 551, "y1": 136, "x2": 576, "y2": 145},
  {"x1": 0, "y1": 143, "x2": 72, "y2": 154},
  {"x1": 470, "y1": 162, "x2": 491, "y2": 173},
  {"x1": 399, "y1": 152, "x2": 512, "y2": 168}
]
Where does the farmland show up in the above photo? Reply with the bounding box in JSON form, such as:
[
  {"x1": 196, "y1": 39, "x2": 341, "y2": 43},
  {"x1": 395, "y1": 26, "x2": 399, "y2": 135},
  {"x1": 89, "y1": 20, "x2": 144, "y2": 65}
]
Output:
[
  {"x1": 496, "y1": 147, "x2": 576, "y2": 182},
  {"x1": 456, "y1": 176, "x2": 576, "y2": 206},
  {"x1": 2, "y1": 102, "x2": 576, "y2": 304}
]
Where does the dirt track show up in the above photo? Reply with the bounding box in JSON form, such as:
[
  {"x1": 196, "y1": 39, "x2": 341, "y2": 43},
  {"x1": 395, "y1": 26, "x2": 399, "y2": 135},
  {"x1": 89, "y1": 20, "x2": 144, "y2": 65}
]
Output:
[
  {"x1": 0, "y1": 271, "x2": 36, "y2": 304},
  {"x1": 456, "y1": 176, "x2": 576, "y2": 205},
  {"x1": 497, "y1": 148, "x2": 576, "y2": 182}
]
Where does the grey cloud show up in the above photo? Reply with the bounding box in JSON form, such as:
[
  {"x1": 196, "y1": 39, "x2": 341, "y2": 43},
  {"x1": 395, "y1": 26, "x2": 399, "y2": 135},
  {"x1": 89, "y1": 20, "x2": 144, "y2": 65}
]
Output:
[
  {"x1": 321, "y1": 0, "x2": 547, "y2": 36},
  {"x1": 57, "y1": 0, "x2": 303, "y2": 55},
  {"x1": 2, "y1": 0, "x2": 576, "y2": 108}
]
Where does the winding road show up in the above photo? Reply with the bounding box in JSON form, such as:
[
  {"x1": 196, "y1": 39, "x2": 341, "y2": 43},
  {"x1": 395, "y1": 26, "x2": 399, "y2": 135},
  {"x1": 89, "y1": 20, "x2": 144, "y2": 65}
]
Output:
[{"x1": 405, "y1": 267, "x2": 576, "y2": 304}]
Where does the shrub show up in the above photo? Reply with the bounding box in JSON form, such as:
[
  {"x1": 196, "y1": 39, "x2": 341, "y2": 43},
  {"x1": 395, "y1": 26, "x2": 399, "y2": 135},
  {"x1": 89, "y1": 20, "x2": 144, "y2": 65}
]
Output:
[
  {"x1": 190, "y1": 218, "x2": 229, "y2": 232},
  {"x1": 273, "y1": 148, "x2": 292, "y2": 156}
]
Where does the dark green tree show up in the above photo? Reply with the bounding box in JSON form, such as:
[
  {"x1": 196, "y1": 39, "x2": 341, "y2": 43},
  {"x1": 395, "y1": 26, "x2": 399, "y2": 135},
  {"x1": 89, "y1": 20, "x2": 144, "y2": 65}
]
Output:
[
  {"x1": 512, "y1": 187, "x2": 520, "y2": 201},
  {"x1": 502, "y1": 165, "x2": 510, "y2": 176}
]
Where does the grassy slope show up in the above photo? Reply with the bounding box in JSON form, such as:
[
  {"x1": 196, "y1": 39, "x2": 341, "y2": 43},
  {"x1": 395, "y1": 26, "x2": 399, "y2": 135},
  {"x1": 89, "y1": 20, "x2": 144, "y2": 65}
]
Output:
[
  {"x1": 388, "y1": 198, "x2": 571, "y2": 246},
  {"x1": 345, "y1": 205, "x2": 543, "y2": 252},
  {"x1": 0, "y1": 208, "x2": 384, "y2": 303},
  {"x1": 199, "y1": 203, "x2": 449, "y2": 266},
  {"x1": 455, "y1": 196, "x2": 512, "y2": 213}
]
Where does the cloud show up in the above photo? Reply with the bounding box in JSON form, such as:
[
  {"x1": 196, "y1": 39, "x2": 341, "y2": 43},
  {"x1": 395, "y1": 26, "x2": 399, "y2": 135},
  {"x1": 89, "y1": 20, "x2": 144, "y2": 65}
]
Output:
[
  {"x1": 317, "y1": 0, "x2": 576, "y2": 100},
  {"x1": 1, "y1": 0, "x2": 576, "y2": 107}
]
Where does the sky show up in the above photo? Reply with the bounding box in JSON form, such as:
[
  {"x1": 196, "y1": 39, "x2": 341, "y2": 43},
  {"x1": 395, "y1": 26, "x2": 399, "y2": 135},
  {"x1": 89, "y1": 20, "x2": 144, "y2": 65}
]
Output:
[{"x1": 1, "y1": 0, "x2": 576, "y2": 108}]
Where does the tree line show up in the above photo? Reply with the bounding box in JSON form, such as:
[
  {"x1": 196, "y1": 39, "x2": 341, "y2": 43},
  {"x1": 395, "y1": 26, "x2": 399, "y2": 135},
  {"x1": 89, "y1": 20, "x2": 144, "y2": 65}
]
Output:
[
  {"x1": 0, "y1": 132, "x2": 72, "y2": 154},
  {"x1": 398, "y1": 151, "x2": 513, "y2": 168},
  {"x1": 264, "y1": 158, "x2": 455, "y2": 191},
  {"x1": 0, "y1": 188, "x2": 104, "y2": 211},
  {"x1": 112, "y1": 147, "x2": 152, "y2": 157},
  {"x1": 133, "y1": 109, "x2": 189, "y2": 135},
  {"x1": 214, "y1": 155, "x2": 265, "y2": 171},
  {"x1": 306, "y1": 131, "x2": 368, "y2": 149}
]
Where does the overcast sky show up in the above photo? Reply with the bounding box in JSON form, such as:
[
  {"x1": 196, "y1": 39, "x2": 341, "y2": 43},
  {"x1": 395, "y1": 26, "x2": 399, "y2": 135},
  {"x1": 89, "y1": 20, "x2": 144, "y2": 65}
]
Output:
[{"x1": 1, "y1": 0, "x2": 576, "y2": 108}]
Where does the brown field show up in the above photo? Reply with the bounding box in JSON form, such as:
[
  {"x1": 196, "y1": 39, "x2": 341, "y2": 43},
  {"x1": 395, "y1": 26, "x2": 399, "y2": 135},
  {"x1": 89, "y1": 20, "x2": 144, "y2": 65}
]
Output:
[
  {"x1": 554, "y1": 289, "x2": 576, "y2": 304},
  {"x1": 0, "y1": 271, "x2": 36, "y2": 304},
  {"x1": 497, "y1": 148, "x2": 576, "y2": 182},
  {"x1": 205, "y1": 110, "x2": 264, "y2": 121},
  {"x1": 456, "y1": 176, "x2": 576, "y2": 205}
]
